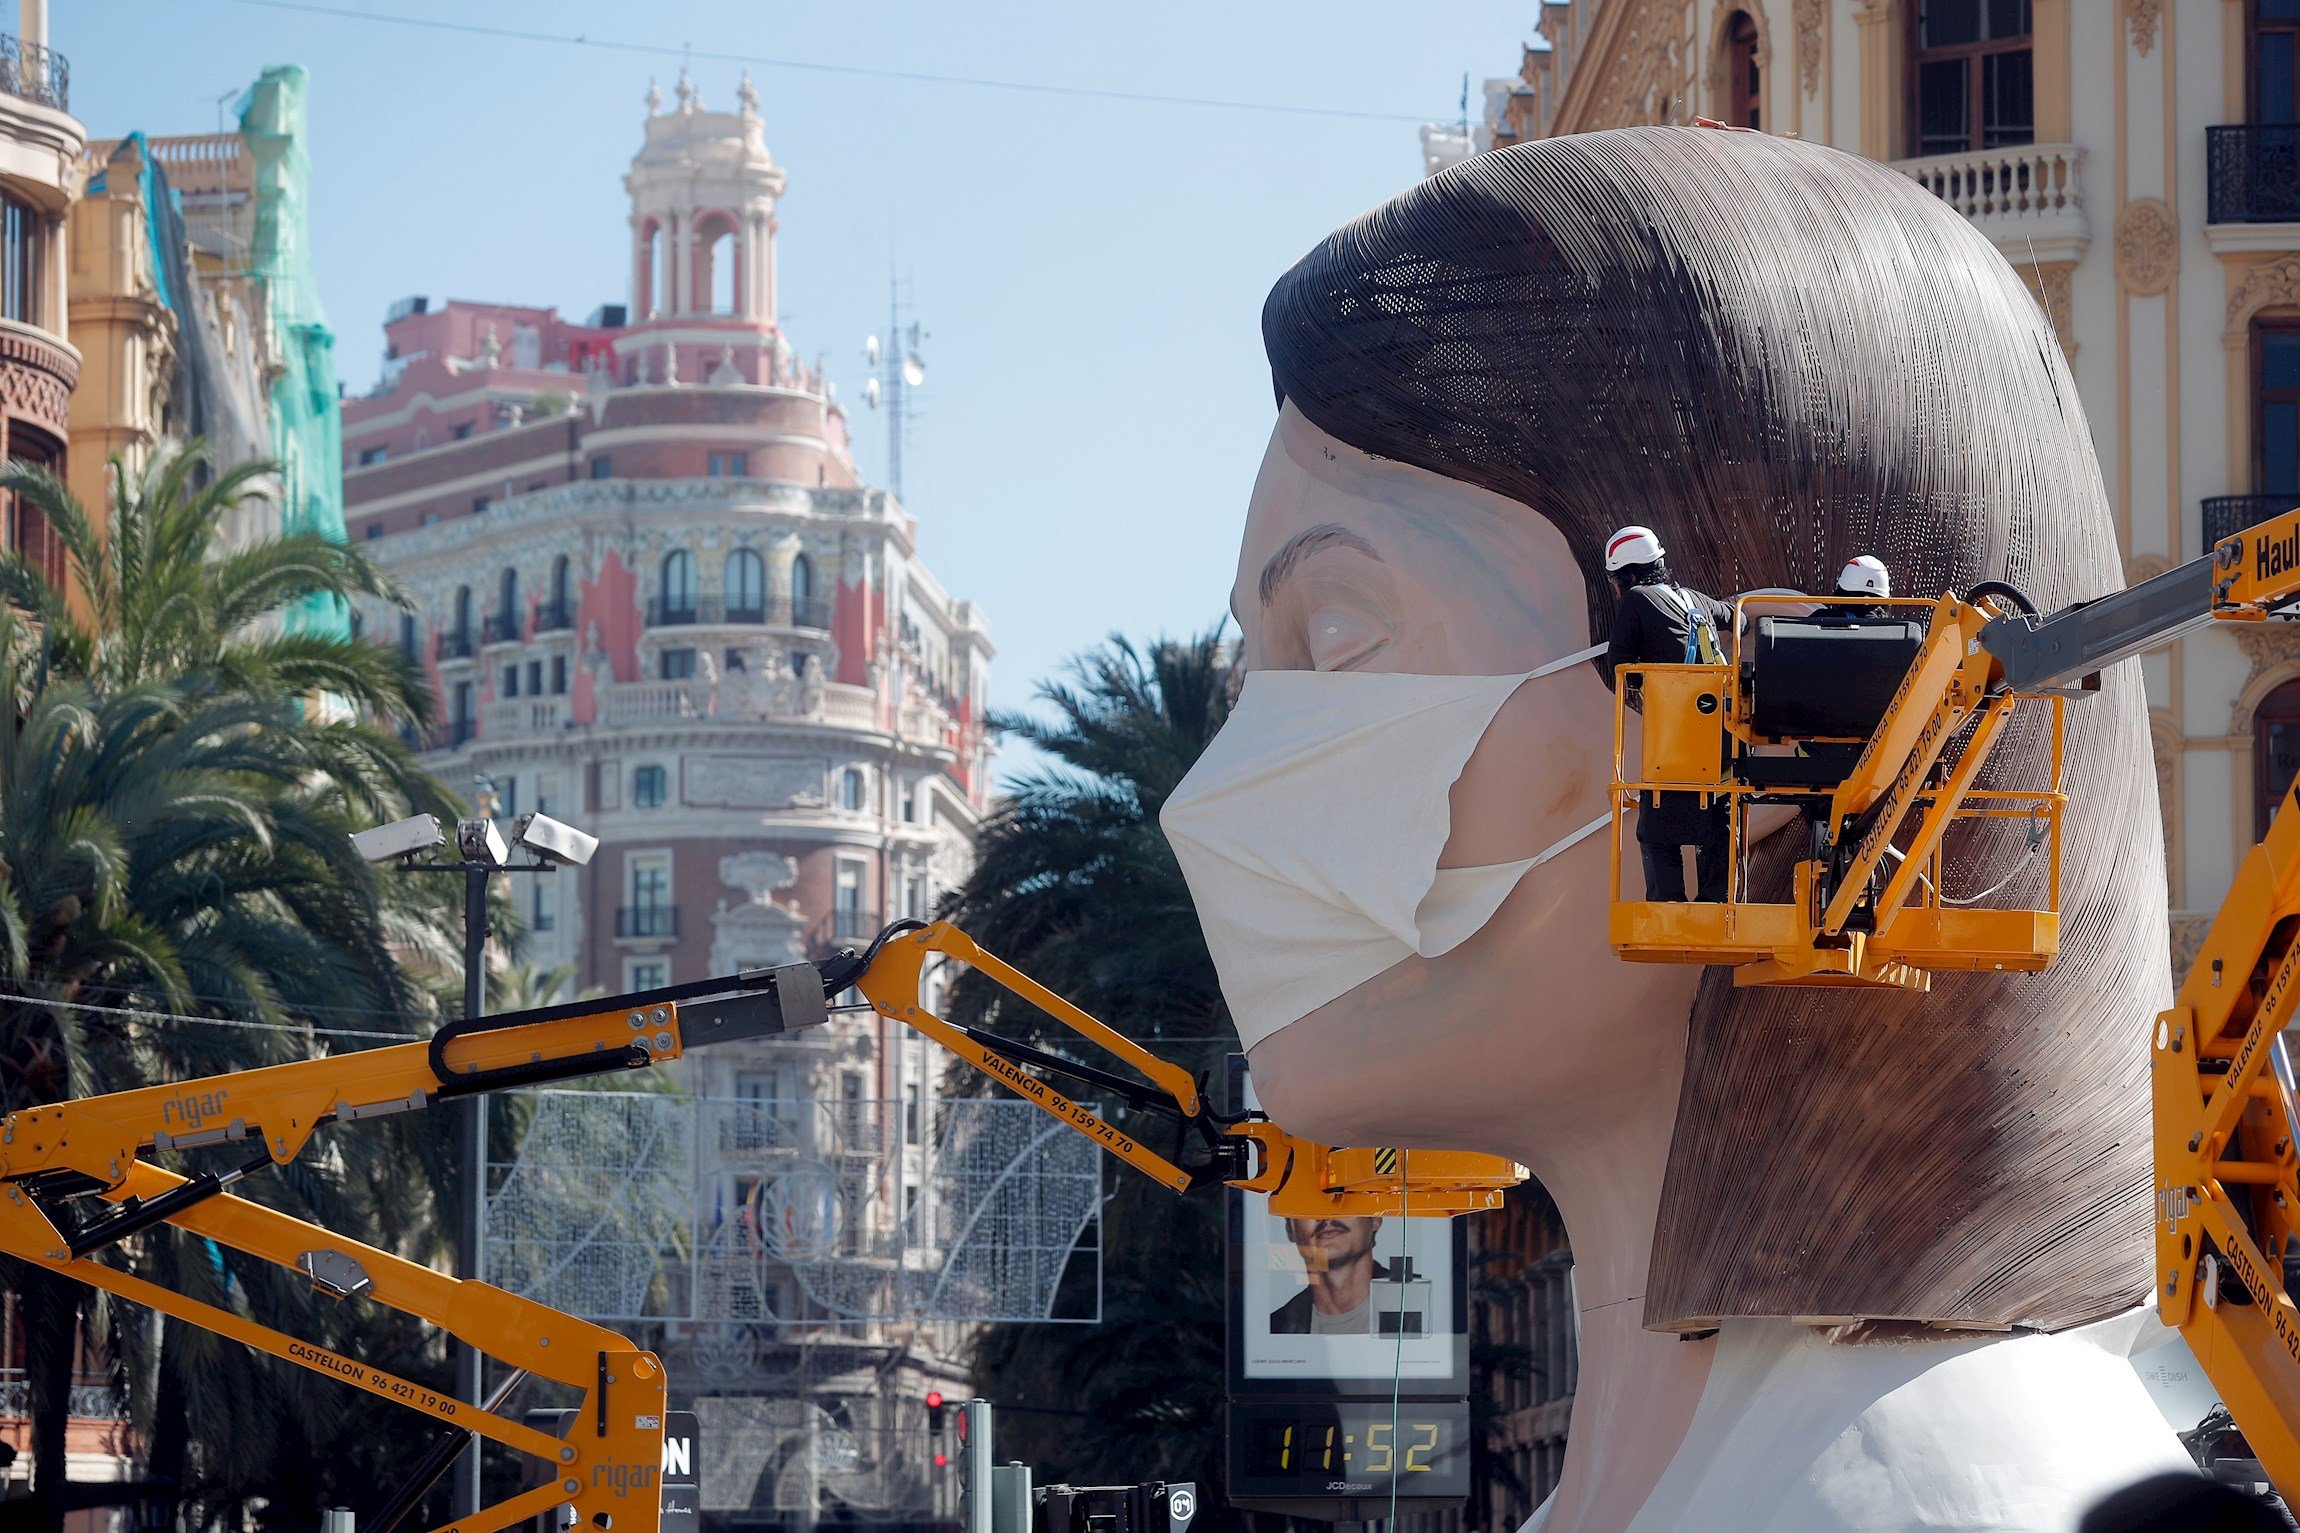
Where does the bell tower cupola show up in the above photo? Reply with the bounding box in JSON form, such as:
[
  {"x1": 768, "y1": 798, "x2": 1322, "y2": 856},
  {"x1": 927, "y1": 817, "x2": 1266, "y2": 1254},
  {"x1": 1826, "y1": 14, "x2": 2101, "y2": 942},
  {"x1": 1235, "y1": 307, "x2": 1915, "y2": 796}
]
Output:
[{"x1": 624, "y1": 70, "x2": 786, "y2": 338}]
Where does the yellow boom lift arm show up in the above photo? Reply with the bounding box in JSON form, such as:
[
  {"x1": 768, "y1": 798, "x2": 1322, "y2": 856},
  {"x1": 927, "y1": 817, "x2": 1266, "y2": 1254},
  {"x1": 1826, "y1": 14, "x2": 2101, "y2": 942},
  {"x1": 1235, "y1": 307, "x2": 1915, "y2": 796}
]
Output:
[
  {"x1": 0, "y1": 926, "x2": 1522, "y2": 1533},
  {"x1": 1616, "y1": 507, "x2": 2300, "y2": 1501}
]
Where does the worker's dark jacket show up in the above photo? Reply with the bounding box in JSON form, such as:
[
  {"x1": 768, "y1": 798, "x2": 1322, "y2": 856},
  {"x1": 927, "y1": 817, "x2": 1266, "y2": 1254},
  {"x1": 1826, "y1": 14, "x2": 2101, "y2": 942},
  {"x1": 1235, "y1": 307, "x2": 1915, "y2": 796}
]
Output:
[{"x1": 1605, "y1": 580, "x2": 1734, "y2": 845}]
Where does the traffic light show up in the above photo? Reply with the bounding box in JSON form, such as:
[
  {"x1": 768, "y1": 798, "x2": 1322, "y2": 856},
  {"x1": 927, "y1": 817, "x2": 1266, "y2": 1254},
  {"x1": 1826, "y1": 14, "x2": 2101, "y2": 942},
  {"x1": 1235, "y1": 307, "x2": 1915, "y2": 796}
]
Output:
[{"x1": 928, "y1": 1389, "x2": 948, "y2": 1432}]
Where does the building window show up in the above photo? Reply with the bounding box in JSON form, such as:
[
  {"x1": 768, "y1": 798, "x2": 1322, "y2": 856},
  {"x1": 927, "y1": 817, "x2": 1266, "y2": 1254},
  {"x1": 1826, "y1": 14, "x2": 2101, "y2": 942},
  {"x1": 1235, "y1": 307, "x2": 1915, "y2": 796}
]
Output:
[
  {"x1": 536, "y1": 771, "x2": 560, "y2": 816},
  {"x1": 1909, "y1": 0, "x2": 2032, "y2": 157},
  {"x1": 452, "y1": 422, "x2": 474, "y2": 442},
  {"x1": 502, "y1": 664, "x2": 519, "y2": 698},
  {"x1": 839, "y1": 767, "x2": 865, "y2": 812},
  {"x1": 2256, "y1": 0, "x2": 2300, "y2": 123},
  {"x1": 550, "y1": 555, "x2": 572, "y2": 615},
  {"x1": 660, "y1": 647, "x2": 697, "y2": 680},
  {"x1": 726, "y1": 548, "x2": 765, "y2": 617},
  {"x1": 533, "y1": 879, "x2": 558, "y2": 932},
  {"x1": 357, "y1": 445, "x2": 387, "y2": 467},
  {"x1": 0, "y1": 195, "x2": 40, "y2": 326},
  {"x1": 707, "y1": 451, "x2": 750, "y2": 477},
  {"x1": 2259, "y1": 323, "x2": 2300, "y2": 501},
  {"x1": 659, "y1": 549, "x2": 696, "y2": 621},
  {"x1": 905, "y1": 1081, "x2": 924, "y2": 1146},
  {"x1": 791, "y1": 552, "x2": 813, "y2": 610},
  {"x1": 1724, "y1": 10, "x2": 1761, "y2": 130},
  {"x1": 835, "y1": 859, "x2": 868, "y2": 940},
  {"x1": 633, "y1": 764, "x2": 667, "y2": 809},
  {"x1": 2261, "y1": 679, "x2": 2300, "y2": 836},
  {"x1": 399, "y1": 613, "x2": 417, "y2": 660},
  {"x1": 591, "y1": 456, "x2": 612, "y2": 479},
  {"x1": 472, "y1": 496, "x2": 491, "y2": 516},
  {"x1": 550, "y1": 654, "x2": 568, "y2": 694},
  {"x1": 451, "y1": 681, "x2": 474, "y2": 745},
  {"x1": 626, "y1": 958, "x2": 667, "y2": 991},
  {"x1": 364, "y1": 522, "x2": 383, "y2": 541},
  {"x1": 499, "y1": 776, "x2": 518, "y2": 820},
  {"x1": 420, "y1": 511, "x2": 439, "y2": 526},
  {"x1": 452, "y1": 586, "x2": 472, "y2": 649}
]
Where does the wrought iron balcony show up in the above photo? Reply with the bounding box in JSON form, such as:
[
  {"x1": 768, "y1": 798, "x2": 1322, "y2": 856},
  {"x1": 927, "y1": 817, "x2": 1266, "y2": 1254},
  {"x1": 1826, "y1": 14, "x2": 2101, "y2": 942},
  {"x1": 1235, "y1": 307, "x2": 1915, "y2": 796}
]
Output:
[
  {"x1": 617, "y1": 905, "x2": 679, "y2": 939},
  {"x1": 442, "y1": 717, "x2": 476, "y2": 750},
  {"x1": 647, "y1": 596, "x2": 699, "y2": 627},
  {"x1": 2209, "y1": 125, "x2": 2300, "y2": 224},
  {"x1": 2204, "y1": 493, "x2": 2300, "y2": 547},
  {"x1": 534, "y1": 598, "x2": 575, "y2": 633},
  {"x1": 436, "y1": 630, "x2": 476, "y2": 661},
  {"x1": 482, "y1": 610, "x2": 521, "y2": 645},
  {"x1": 0, "y1": 36, "x2": 68, "y2": 112},
  {"x1": 833, "y1": 907, "x2": 880, "y2": 941},
  {"x1": 788, "y1": 596, "x2": 834, "y2": 632}
]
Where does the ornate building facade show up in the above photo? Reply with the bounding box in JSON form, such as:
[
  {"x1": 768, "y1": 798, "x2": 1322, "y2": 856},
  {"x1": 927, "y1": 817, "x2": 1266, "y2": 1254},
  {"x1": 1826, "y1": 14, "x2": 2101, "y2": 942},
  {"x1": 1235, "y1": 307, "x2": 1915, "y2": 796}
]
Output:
[
  {"x1": 1456, "y1": 0, "x2": 2291, "y2": 980},
  {"x1": 0, "y1": 0, "x2": 76, "y2": 588},
  {"x1": 341, "y1": 78, "x2": 990, "y2": 1526}
]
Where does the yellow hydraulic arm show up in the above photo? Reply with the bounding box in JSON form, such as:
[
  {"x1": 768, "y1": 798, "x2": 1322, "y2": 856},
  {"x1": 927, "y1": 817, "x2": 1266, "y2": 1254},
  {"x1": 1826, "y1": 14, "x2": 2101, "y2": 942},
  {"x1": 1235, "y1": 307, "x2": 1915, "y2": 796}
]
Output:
[
  {"x1": 0, "y1": 924, "x2": 1521, "y2": 1532},
  {"x1": 2151, "y1": 505, "x2": 2300, "y2": 1501},
  {"x1": 845, "y1": 920, "x2": 1526, "y2": 1218}
]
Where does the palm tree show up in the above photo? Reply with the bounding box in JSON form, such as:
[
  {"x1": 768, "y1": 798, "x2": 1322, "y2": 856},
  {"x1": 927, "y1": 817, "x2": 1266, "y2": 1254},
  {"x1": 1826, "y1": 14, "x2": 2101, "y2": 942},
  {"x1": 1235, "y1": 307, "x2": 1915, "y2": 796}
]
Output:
[
  {"x1": 939, "y1": 628, "x2": 1238, "y2": 1496},
  {"x1": 0, "y1": 445, "x2": 462, "y2": 1527}
]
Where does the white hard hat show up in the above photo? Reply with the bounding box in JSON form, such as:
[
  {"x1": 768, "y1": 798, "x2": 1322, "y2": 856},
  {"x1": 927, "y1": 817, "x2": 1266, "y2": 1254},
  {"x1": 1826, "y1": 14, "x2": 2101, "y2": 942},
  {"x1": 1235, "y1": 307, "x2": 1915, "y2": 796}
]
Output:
[
  {"x1": 1837, "y1": 555, "x2": 1890, "y2": 599},
  {"x1": 1605, "y1": 525, "x2": 1665, "y2": 572}
]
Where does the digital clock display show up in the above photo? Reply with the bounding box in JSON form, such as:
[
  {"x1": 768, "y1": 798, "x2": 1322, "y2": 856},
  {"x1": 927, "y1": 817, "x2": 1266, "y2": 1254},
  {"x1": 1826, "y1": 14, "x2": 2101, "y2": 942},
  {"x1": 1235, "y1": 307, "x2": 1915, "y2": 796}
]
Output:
[{"x1": 1227, "y1": 1400, "x2": 1470, "y2": 1500}]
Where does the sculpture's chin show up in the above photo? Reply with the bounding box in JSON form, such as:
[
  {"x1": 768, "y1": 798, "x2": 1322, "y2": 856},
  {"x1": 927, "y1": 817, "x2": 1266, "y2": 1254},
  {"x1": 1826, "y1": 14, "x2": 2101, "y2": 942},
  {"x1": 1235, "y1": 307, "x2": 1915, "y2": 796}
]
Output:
[{"x1": 1239, "y1": 846, "x2": 1705, "y2": 1161}]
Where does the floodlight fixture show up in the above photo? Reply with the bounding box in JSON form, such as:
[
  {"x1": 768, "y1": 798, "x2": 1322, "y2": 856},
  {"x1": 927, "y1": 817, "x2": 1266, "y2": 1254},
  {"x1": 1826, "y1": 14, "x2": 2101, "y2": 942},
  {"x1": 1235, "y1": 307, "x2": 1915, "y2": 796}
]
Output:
[
  {"x1": 511, "y1": 812, "x2": 597, "y2": 868},
  {"x1": 349, "y1": 814, "x2": 446, "y2": 864},
  {"x1": 456, "y1": 817, "x2": 510, "y2": 868}
]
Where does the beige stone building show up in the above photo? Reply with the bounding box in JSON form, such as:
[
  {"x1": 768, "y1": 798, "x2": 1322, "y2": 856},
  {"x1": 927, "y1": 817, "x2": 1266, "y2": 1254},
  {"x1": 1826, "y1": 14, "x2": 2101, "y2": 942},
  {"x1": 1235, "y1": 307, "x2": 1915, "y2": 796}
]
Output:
[{"x1": 1450, "y1": 0, "x2": 2300, "y2": 968}]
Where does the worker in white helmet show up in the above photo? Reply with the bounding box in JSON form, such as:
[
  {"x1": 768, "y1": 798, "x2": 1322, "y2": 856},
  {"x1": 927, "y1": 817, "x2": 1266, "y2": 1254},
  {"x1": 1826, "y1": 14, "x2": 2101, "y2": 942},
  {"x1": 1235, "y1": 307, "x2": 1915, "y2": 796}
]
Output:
[
  {"x1": 1602, "y1": 525, "x2": 1735, "y2": 903},
  {"x1": 1835, "y1": 554, "x2": 1893, "y2": 617}
]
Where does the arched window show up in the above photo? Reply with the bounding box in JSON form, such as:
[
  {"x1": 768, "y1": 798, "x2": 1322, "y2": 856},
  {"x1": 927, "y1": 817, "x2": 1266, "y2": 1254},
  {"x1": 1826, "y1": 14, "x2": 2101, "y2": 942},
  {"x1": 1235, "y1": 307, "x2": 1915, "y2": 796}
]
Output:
[
  {"x1": 695, "y1": 212, "x2": 739, "y2": 315},
  {"x1": 727, "y1": 548, "x2": 765, "y2": 619},
  {"x1": 547, "y1": 555, "x2": 572, "y2": 628},
  {"x1": 452, "y1": 586, "x2": 472, "y2": 650},
  {"x1": 839, "y1": 767, "x2": 865, "y2": 812},
  {"x1": 2260, "y1": 678, "x2": 2300, "y2": 837},
  {"x1": 399, "y1": 612, "x2": 417, "y2": 660},
  {"x1": 791, "y1": 552, "x2": 813, "y2": 623},
  {"x1": 1725, "y1": 11, "x2": 1761, "y2": 130},
  {"x1": 659, "y1": 549, "x2": 696, "y2": 623},
  {"x1": 494, "y1": 566, "x2": 519, "y2": 642}
]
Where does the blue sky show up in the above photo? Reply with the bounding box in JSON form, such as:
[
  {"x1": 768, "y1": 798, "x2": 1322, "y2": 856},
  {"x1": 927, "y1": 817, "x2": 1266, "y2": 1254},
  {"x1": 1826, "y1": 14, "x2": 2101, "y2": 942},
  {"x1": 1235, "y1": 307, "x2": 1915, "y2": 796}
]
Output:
[{"x1": 70, "y1": 2, "x2": 1536, "y2": 772}]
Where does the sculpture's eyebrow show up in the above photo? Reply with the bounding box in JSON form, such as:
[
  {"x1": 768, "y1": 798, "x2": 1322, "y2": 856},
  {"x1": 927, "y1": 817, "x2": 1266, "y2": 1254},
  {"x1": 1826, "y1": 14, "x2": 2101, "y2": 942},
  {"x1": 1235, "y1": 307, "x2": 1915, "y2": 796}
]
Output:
[{"x1": 1257, "y1": 524, "x2": 1384, "y2": 607}]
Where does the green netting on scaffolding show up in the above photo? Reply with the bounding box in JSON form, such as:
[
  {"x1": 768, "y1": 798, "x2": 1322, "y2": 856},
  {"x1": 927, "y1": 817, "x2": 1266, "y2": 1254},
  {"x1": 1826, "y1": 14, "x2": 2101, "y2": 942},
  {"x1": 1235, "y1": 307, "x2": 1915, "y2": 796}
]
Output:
[{"x1": 239, "y1": 64, "x2": 348, "y2": 638}]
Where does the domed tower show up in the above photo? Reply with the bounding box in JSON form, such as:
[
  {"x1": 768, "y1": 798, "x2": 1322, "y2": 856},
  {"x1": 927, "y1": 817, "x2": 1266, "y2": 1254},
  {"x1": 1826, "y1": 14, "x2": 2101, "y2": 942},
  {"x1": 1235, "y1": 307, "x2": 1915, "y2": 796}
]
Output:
[{"x1": 619, "y1": 70, "x2": 788, "y2": 385}]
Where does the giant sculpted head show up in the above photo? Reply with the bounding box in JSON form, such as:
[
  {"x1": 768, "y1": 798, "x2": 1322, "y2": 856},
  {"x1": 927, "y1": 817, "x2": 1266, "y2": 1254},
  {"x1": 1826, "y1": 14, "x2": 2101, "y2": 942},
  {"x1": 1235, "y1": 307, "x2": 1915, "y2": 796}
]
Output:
[{"x1": 1164, "y1": 127, "x2": 2179, "y2": 1527}]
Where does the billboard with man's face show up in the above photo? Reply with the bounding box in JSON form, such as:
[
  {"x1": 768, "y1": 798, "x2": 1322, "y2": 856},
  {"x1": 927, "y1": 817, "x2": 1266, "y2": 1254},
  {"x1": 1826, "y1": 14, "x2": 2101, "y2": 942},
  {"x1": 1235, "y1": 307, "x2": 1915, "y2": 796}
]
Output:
[{"x1": 1226, "y1": 1067, "x2": 1467, "y2": 1395}]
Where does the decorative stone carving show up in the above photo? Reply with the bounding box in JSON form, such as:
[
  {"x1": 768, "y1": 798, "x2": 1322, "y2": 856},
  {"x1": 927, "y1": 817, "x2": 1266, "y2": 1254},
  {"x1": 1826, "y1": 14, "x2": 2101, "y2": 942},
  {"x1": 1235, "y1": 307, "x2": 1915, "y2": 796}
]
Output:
[
  {"x1": 2227, "y1": 254, "x2": 2300, "y2": 339},
  {"x1": 0, "y1": 328, "x2": 78, "y2": 435},
  {"x1": 720, "y1": 851, "x2": 799, "y2": 899},
  {"x1": 2235, "y1": 623, "x2": 2300, "y2": 694},
  {"x1": 1793, "y1": 0, "x2": 1825, "y2": 98},
  {"x1": 684, "y1": 755, "x2": 828, "y2": 810},
  {"x1": 2114, "y1": 199, "x2": 2177, "y2": 297},
  {"x1": 2170, "y1": 913, "x2": 2211, "y2": 981},
  {"x1": 2021, "y1": 262, "x2": 2077, "y2": 360},
  {"x1": 1586, "y1": 0, "x2": 1687, "y2": 129},
  {"x1": 2125, "y1": 0, "x2": 2163, "y2": 58}
]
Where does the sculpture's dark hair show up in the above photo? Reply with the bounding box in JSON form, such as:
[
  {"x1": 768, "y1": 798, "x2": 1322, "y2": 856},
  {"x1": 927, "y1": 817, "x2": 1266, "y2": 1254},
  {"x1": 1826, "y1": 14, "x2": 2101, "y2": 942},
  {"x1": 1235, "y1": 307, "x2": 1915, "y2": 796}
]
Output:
[{"x1": 1263, "y1": 126, "x2": 2164, "y2": 1331}]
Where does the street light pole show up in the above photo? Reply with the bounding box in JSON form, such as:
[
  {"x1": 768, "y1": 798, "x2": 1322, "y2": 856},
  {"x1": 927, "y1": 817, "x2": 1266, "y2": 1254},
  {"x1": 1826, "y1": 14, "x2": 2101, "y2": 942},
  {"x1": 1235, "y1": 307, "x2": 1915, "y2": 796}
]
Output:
[
  {"x1": 350, "y1": 803, "x2": 597, "y2": 1526},
  {"x1": 454, "y1": 860, "x2": 488, "y2": 1520}
]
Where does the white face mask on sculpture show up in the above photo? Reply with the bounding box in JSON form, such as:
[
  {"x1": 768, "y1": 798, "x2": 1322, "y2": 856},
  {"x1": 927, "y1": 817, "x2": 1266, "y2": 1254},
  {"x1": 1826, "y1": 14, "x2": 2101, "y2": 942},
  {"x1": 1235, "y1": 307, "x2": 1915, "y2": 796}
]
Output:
[{"x1": 1161, "y1": 643, "x2": 1610, "y2": 1051}]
